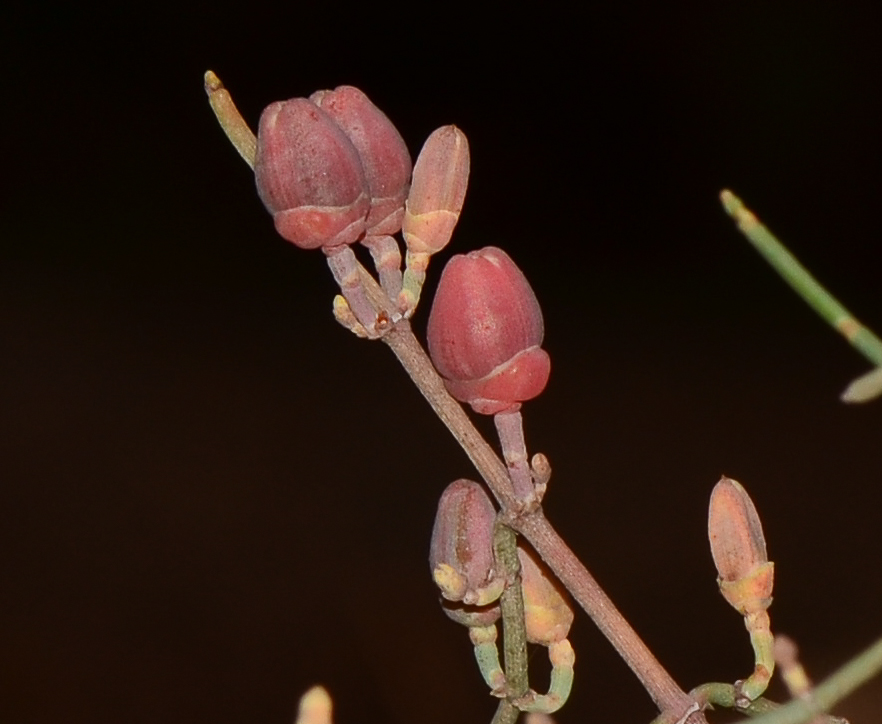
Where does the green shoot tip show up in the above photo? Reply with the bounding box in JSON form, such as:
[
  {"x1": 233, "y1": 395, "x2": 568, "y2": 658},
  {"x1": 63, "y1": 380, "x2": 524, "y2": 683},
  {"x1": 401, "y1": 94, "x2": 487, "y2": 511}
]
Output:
[{"x1": 720, "y1": 189, "x2": 743, "y2": 217}]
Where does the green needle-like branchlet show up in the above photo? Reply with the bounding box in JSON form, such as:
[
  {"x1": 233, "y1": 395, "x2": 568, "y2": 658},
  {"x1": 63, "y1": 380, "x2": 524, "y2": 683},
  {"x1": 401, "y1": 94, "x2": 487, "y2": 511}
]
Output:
[{"x1": 720, "y1": 190, "x2": 882, "y2": 402}]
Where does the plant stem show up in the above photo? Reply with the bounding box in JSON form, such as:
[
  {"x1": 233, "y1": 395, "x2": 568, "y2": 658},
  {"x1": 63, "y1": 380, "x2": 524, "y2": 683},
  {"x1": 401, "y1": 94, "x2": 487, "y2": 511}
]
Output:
[
  {"x1": 688, "y1": 685, "x2": 836, "y2": 721},
  {"x1": 494, "y1": 522, "x2": 530, "y2": 699},
  {"x1": 720, "y1": 190, "x2": 882, "y2": 367},
  {"x1": 382, "y1": 322, "x2": 520, "y2": 509},
  {"x1": 494, "y1": 410, "x2": 536, "y2": 502},
  {"x1": 490, "y1": 701, "x2": 520, "y2": 724}
]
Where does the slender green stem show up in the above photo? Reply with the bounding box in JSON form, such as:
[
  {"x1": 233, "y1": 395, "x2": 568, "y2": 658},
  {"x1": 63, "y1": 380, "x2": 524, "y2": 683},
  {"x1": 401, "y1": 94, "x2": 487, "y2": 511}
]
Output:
[
  {"x1": 720, "y1": 190, "x2": 882, "y2": 366},
  {"x1": 494, "y1": 521, "x2": 530, "y2": 699},
  {"x1": 687, "y1": 684, "x2": 845, "y2": 724}
]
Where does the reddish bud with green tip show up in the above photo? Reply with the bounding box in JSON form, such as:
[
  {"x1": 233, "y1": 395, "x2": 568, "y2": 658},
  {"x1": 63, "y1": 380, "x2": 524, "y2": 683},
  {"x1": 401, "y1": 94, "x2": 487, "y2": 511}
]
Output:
[
  {"x1": 430, "y1": 479, "x2": 503, "y2": 606},
  {"x1": 310, "y1": 86, "x2": 412, "y2": 236},
  {"x1": 254, "y1": 98, "x2": 370, "y2": 249},
  {"x1": 427, "y1": 247, "x2": 550, "y2": 414}
]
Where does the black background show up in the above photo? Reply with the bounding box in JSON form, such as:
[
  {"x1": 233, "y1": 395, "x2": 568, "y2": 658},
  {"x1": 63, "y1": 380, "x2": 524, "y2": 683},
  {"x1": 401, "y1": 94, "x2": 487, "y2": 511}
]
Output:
[{"x1": 3, "y1": 3, "x2": 882, "y2": 723}]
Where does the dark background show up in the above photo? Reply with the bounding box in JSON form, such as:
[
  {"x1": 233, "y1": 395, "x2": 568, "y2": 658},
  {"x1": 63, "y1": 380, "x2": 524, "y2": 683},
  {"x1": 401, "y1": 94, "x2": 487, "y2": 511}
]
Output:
[{"x1": 3, "y1": 3, "x2": 882, "y2": 723}]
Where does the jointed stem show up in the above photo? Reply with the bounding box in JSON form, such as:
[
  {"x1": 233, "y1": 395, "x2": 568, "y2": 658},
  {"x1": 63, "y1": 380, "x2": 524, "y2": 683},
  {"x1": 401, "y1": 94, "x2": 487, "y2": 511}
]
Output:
[{"x1": 720, "y1": 191, "x2": 882, "y2": 402}]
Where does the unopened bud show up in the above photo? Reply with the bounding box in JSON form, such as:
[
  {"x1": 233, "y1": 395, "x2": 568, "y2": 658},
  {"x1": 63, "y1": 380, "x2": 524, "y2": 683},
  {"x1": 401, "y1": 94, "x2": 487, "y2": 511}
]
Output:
[
  {"x1": 403, "y1": 125, "x2": 470, "y2": 255},
  {"x1": 254, "y1": 98, "x2": 370, "y2": 249},
  {"x1": 427, "y1": 247, "x2": 550, "y2": 414},
  {"x1": 709, "y1": 477, "x2": 774, "y2": 614},
  {"x1": 430, "y1": 480, "x2": 504, "y2": 606}
]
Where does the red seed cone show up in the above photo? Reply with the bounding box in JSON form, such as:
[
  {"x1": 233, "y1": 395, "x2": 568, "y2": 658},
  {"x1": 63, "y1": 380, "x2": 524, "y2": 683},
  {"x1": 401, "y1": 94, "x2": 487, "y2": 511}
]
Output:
[
  {"x1": 310, "y1": 86, "x2": 412, "y2": 236},
  {"x1": 427, "y1": 247, "x2": 550, "y2": 414},
  {"x1": 254, "y1": 98, "x2": 370, "y2": 249}
]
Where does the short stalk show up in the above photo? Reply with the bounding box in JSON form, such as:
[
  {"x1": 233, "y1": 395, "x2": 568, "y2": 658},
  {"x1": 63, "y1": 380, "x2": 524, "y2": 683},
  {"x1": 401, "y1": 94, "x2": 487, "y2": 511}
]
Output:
[
  {"x1": 361, "y1": 234, "x2": 403, "y2": 299},
  {"x1": 494, "y1": 410, "x2": 536, "y2": 502},
  {"x1": 743, "y1": 634, "x2": 882, "y2": 724}
]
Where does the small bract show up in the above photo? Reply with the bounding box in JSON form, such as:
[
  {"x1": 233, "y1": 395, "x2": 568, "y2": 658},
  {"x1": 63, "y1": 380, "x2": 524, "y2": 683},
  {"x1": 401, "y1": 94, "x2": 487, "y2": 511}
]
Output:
[{"x1": 427, "y1": 247, "x2": 550, "y2": 414}]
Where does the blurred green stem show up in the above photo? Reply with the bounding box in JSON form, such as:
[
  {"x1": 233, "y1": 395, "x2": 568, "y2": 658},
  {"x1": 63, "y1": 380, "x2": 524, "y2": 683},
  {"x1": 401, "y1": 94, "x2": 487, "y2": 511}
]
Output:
[
  {"x1": 720, "y1": 191, "x2": 882, "y2": 400},
  {"x1": 739, "y1": 633, "x2": 882, "y2": 724}
]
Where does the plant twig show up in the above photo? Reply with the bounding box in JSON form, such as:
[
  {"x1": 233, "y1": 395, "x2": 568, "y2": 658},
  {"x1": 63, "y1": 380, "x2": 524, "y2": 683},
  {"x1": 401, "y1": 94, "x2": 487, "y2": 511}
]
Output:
[
  {"x1": 374, "y1": 277, "x2": 703, "y2": 722},
  {"x1": 719, "y1": 190, "x2": 882, "y2": 364},
  {"x1": 203, "y1": 74, "x2": 704, "y2": 721},
  {"x1": 490, "y1": 521, "x2": 529, "y2": 724},
  {"x1": 720, "y1": 190, "x2": 882, "y2": 401},
  {"x1": 689, "y1": 684, "x2": 844, "y2": 723}
]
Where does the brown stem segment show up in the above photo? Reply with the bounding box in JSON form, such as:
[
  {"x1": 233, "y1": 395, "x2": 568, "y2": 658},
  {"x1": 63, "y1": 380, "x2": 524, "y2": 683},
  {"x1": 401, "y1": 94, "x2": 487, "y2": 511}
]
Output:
[{"x1": 382, "y1": 322, "x2": 519, "y2": 512}]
